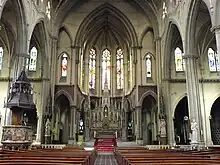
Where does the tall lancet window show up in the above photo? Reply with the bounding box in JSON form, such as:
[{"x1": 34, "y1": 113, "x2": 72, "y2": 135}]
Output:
[
  {"x1": 0, "y1": 47, "x2": 3, "y2": 70},
  {"x1": 46, "y1": 1, "x2": 51, "y2": 20},
  {"x1": 28, "y1": 47, "x2": 38, "y2": 71},
  {"x1": 61, "y1": 53, "x2": 68, "y2": 77},
  {"x1": 116, "y1": 48, "x2": 124, "y2": 89},
  {"x1": 146, "y1": 54, "x2": 152, "y2": 78},
  {"x1": 102, "y1": 49, "x2": 111, "y2": 90},
  {"x1": 208, "y1": 48, "x2": 220, "y2": 72},
  {"x1": 174, "y1": 47, "x2": 184, "y2": 72},
  {"x1": 89, "y1": 48, "x2": 96, "y2": 89}
]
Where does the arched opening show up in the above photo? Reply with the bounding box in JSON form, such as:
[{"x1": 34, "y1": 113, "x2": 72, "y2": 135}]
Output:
[
  {"x1": 210, "y1": 97, "x2": 220, "y2": 145},
  {"x1": 54, "y1": 94, "x2": 71, "y2": 144},
  {"x1": 142, "y1": 95, "x2": 157, "y2": 145},
  {"x1": 174, "y1": 97, "x2": 190, "y2": 145}
]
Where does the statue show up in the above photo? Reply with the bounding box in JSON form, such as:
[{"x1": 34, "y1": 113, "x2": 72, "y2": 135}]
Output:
[
  {"x1": 190, "y1": 119, "x2": 198, "y2": 143},
  {"x1": 45, "y1": 118, "x2": 51, "y2": 136}
]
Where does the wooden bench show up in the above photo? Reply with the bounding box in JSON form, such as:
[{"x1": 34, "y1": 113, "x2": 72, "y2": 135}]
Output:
[
  {"x1": 115, "y1": 147, "x2": 220, "y2": 165},
  {"x1": 0, "y1": 146, "x2": 97, "y2": 165}
]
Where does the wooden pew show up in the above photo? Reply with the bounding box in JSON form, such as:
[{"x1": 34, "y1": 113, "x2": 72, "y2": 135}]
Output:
[
  {"x1": 115, "y1": 147, "x2": 220, "y2": 165},
  {"x1": 0, "y1": 146, "x2": 97, "y2": 165}
]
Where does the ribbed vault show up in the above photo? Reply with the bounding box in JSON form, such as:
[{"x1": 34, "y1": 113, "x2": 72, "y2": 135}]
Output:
[{"x1": 75, "y1": 3, "x2": 137, "y2": 48}]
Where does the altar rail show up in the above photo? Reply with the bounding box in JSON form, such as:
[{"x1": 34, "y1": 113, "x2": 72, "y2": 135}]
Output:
[
  {"x1": 145, "y1": 145, "x2": 171, "y2": 150},
  {"x1": 40, "y1": 144, "x2": 66, "y2": 149}
]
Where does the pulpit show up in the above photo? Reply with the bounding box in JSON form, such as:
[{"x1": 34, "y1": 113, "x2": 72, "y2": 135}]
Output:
[{"x1": 1, "y1": 70, "x2": 36, "y2": 150}]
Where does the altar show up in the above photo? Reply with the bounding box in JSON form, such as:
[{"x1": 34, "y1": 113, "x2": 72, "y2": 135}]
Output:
[{"x1": 84, "y1": 81, "x2": 126, "y2": 141}]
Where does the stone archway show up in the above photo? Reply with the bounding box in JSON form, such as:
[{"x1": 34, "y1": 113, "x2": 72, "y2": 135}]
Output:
[
  {"x1": 174, "y1": 97, "x2": 190, "y2": 145},
  {"x1": 141, "y1": 95, "x2": 157, "y2": 145},
  {"x1": 210, "y1": 97, "x2": 220, "y2": 145},
  {"x1": 54, "y1": 94, "x2": 71, "y2": 144}
]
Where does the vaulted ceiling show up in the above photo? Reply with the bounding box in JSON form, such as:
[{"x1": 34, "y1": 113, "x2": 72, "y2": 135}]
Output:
[{"x1": 52, "y1": 0, "x2": 161, "y2": 35}]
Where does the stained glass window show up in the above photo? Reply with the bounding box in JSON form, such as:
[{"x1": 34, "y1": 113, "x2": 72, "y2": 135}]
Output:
[
  {"x1": 29, "y1": 47, "x2": 38, "y2": 71},
  {"x1": 174, "y1": 47, "x2": 184, "y2": 72},
  {"x1": 208, "y1": 48, "x2": 220, "y2": 72},
  {"x1": 0, "y1": 47, "x2": 3, "y2": 70},
  {"x1": 61, "y1": 53, "x2": 68, "y2": 77},
  {"x1": 116, "y1": 48, "x2": 124, "y2": 89},
  {"x1": 89, "y1": 48, "x2": 96, "y2": 89},
  {"x1": 102, "y1": 49, "x2": 111, "y2": 90},
  {"x1": 146, "y1": 54, "x2": 152, "y2": 78},
  {"x1": 46, "y1": 1, "x2": 51, "y2": 20}
]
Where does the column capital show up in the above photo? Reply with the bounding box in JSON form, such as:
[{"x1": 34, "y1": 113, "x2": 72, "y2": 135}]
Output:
[
  {"x1": 16, "y1": 53, "x2": 29, "y2": 57},
  {"x1": 132, "y1": 46, "x2": 142, "y2": 49},
  {"x1": 70, "y1": 105, "x2": 77, "y2": 109},
  {"x1": 182, "y1": 53, "x2": 198, "y2": 59},
  {"x1": 211, "y1": 25, "x2": 220, "y2": 33},
  {"x1": 71, "y1": 45, "x2": 81, "y2": 49},
  {"x1": 135, "y1": 105, "x2": 142, "y2": 110},
  {"x1": 154, "y1": 37, "x2": 161, "y2": 42}
]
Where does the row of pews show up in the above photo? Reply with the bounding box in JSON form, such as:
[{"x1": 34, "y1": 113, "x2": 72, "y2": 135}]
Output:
[
  {"x1": 114, "y1": 146, "x2": 220, "y2": 165},
  {"x1": 0, "y1": 146, "x2": 97, "y2": 165}
]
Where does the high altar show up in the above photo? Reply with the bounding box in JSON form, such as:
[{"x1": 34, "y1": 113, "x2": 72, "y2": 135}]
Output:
[{"x1": 84, "y1": 81, "x2": 127, "y2": 141}]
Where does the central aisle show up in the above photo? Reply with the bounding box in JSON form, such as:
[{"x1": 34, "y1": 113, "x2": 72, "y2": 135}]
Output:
[{"x1": 94, "y1": 153, "x2": 118, "y2": 165}]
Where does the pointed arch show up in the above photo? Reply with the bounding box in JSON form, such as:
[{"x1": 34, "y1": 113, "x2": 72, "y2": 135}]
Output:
[
  {"x1": 74, "y1": 3, "x2": 138, "y2": 47},
  {"x1": 163, "y1": 21, "x2": 184, "y2": 79},
  {"x1": 185, "y1": 0, "x2": 214, "y2": 53},
  {"x1": 138, "y1": 90, "x2": 157, "y2": 106},
  {"x1": 55, "y1": 90, "x2": 74, "y2": 106}
]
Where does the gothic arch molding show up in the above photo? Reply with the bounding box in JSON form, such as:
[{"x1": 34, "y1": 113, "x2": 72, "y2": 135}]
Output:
[
  {"x1": 185, "y1": 0, "x2": 214, "y2": 54},
  {"x1": 172, "y1": 94, "x2": 187, "y2": 117},
  {"x1": 138, "y1": 90, "x2": 157, "y2": 107},
  {"x1": 55, "y1": 90, "x2": 74, "y2": 106},
  {"x1": 163, "y1": 21, "x2": 183, "y2": 79},
  {"x1": 59, "y1": 26, "x2": 73, "y2": 46},
  {"x1": 74, "y1": 3, "x2": 138, "y2": 48},
  {"x1": 139, "y1": 26, "x2": 154, "y2": 46}
]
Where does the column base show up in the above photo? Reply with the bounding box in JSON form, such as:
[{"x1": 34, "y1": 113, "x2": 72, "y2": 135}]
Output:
[
  {"x1": 68, "y1": 139, "x2": 75, "y2": 145},
  {"x1": 136, "y1": 139, "x2": 143, "y2": 145}
]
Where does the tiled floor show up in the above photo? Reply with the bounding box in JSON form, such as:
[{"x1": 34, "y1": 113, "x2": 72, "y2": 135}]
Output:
[{"x1": 94, "y1": 153, "x2": 118, "y2": 165}]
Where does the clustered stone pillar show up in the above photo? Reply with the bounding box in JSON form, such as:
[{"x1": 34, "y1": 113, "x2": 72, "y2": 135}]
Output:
[
  {"x1": 183, "y1": 54, "x2": 203, "y2": 147},
  {"x1": 51, "y1": 37, "x2": 58, "y2": 143},
  {"x1": 136, "y1": 106, "x2": 142, "y2": 144}
]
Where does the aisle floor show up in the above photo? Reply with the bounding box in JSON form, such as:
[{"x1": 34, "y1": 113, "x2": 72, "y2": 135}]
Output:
[{"x1": 94, "y1": 153, "x2": 118, "y2": 165}]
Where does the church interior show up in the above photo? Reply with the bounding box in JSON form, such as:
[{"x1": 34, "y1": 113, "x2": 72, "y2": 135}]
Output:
[{"x1": 0, "y1": 0, "x2": 220, "y2": 164}]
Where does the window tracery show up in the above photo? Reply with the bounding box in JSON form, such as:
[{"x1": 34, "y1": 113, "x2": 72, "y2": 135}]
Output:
[
  {"x1": 146, "y1": 54, "x2": 152, "y2": 78},
  {"x1": 89, "y1": 48, "x2": 96, "y2": 89},
  {"x1": 174, "y1": 47, "x2": 185, "y2": 72},
  {"x1": 116, "y1": 48, "x2": 123, "y2": 89},
  {"x1": 102, "y1": 49, "x2": 111, "y2": 90},
  {"x1": 61, "y1": 53, "x2": 68, "y2": 77},
  {"x1": 208, "y1": 48, "x2": 220, "y2": 72},
  {"x1": 0, "y1": 47, "x2": 3, "y2": 70},
  {"x1": 28, "y1": 47, "x2": 38, "y2": 71}
]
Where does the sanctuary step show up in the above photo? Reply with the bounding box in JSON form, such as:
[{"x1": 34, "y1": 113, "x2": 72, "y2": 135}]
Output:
[{"x1": 94, "y1": 135, "x2": 117, "y2": 152}]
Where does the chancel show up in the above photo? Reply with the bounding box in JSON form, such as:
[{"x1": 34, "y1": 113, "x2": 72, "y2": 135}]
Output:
[{"x1": 0, "y1": 0, "x2": 220, "y2": 164}]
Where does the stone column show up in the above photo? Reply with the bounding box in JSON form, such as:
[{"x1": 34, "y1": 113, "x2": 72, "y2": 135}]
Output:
[
  {"x1": 35, "y1": 111, "x2": 43, "y2": 143},
  {"x1": 68, "y1": 105, "x2": 74, "y2": 144},
  {"x1": 50, "y1": 37, "x2": 58, "y2": 141},
  {"x1": 183, "y1": 54, "x2": 203, "y2": 146},
  {"x1": 136, "y1": 105, "x2": 142, "y2": 144},
  {"x1": 73, "y1": 46, "x2": 79, "y2": 144},
  {"x1": 163, "y1": 79, "x2": 175, "y2": 146}
]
